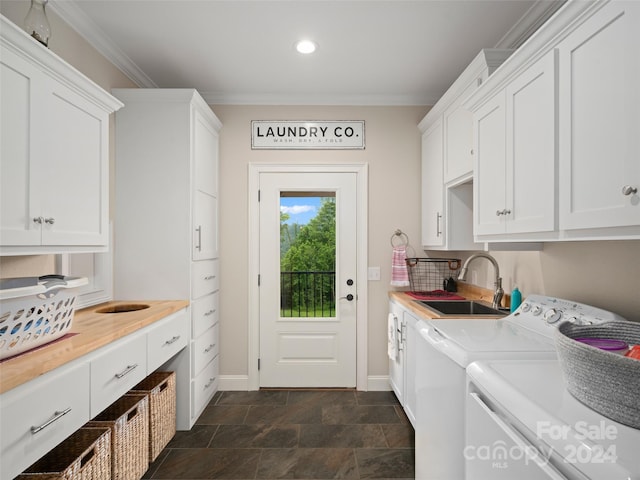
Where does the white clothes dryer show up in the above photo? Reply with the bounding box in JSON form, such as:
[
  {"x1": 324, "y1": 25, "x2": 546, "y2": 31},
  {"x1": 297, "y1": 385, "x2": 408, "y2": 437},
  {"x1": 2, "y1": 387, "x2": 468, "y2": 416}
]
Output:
[{"x1": 414, "y1": 295, "x2": 626, "y2": 480}]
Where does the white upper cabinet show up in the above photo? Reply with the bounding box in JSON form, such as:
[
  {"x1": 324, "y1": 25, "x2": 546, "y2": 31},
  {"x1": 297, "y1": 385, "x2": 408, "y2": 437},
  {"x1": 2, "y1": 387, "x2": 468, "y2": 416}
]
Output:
[
  {"x1": 420, "y1": 49, "x2": 512, "y2": 250},
  {"x1": 0, "y1": 16, "x2": 122, "y2": 254},
  {"x1": 558, "y1": 1, "x2": 640, "y2": 235},
  {"x1": 467, "y1": 0, "x2": 640, "y2": 242},
  {"x1": 474, "y1": 51, "x2": 556, "y2": 237},
  {"x1": 443, "y1": 78, "x2": 481, "y2": 184},
  {"x1": 421, "y1": 122, "x2": 444, "y2": 247}
]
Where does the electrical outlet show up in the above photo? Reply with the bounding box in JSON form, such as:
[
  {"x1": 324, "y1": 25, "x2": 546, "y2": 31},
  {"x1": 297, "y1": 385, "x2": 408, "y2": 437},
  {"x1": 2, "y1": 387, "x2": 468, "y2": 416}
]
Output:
[{"x1": 368, "y1": 267, "x2": 381, "y2": 281}]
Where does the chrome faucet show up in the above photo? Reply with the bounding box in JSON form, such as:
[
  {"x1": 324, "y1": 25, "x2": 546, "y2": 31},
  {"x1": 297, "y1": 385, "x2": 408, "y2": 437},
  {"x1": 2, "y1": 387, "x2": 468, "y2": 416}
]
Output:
[{"x1": 457, "y1": 253, "x2": 504, "y2": 309}]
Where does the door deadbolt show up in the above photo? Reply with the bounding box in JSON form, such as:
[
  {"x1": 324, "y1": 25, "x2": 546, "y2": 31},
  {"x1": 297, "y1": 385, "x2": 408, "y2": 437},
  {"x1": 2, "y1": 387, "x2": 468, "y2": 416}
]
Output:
[{"x1": 346, "y1": 279, "x2": 354, "y2": 286}]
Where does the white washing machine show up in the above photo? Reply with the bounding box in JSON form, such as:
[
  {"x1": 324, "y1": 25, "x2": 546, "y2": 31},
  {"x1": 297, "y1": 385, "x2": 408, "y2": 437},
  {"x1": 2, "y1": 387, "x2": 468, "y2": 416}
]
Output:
[
  {"x1": 466, "y1": 359, "x2": 640, "y2": 479},
  {"x1": 414, "y1": 295, "x2": 626, "y2": 480}
]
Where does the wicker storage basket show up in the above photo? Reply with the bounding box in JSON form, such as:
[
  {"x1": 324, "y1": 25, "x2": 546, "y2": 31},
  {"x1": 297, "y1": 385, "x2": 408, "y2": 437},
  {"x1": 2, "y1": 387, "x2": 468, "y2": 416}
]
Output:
[
  {"x1": 129, "y1": 371, "x2": 176, "y2": 462},
  {"x1": 87, "y1": 394, "x2": 149, "y2": 480},
  {"x1": 556, "y1": 321, "x2": 640, "y2": 429},
  {"x1": 405, "y1": 258, "x2": 461, "y2": 292},
  {"x1": 16, "y1": 427, "x2": 111, "y2": 480}
]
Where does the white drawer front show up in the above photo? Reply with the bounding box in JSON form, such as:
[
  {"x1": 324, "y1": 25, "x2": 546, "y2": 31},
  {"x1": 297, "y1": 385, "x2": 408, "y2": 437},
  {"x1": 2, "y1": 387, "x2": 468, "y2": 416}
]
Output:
[
  {"x1": 90, "y1": 334, "x2": 147, "y2": 416},
  {"x1": 191, "y1": 259, "x2": 219, "y2": 299},
  {"x1": 147, "y1": 309, "x2": 189, "y2": 372},
  {"x1": 192, "y1": 292, "x2": 218, "y2": 339},
  {"x1": 192, "y1": 324, "x2": 219, "y2": 375},
  {"x1": 192, "y1": 356, "x2": 218, "y2": 420},
  {"x1": 1, "y1": 362, "x2": 90, "y2": 480}
]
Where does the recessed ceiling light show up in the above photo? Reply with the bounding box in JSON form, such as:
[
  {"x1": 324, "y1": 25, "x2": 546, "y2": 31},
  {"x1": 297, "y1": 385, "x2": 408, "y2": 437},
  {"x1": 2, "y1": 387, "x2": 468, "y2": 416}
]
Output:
[{"x1": 295, "y1": 39, "x2": 317, "y2": 54}]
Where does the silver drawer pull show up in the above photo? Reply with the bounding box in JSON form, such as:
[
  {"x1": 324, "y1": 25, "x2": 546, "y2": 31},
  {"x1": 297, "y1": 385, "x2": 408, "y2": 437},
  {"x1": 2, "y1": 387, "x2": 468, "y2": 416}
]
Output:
[
  {"x1": 204, "y1": 343, "x2": 216, "y2": 353},
  {"x1": 114, "y1": 364, "x2": 138, "y2": 379},
  {"x1": 164, "y1": 335, "x2": 180, "y2": 345},
  {"x1": 204, "y1": 377, "x2": 216, "y2": 389},
  {"x1": 31, "y1": 407, "x2": 72, "y2": 434},
  {"x1": 204, "y1": 275, "x2": 215, "y2": 280},
  {"x1": 204, "y1": 309, "x2": 215, "y2": 316}
]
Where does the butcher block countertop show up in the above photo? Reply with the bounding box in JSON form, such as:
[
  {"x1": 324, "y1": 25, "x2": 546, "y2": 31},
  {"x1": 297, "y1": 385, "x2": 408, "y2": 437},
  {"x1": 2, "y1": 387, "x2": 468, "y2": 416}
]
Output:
[{"x1": 0, "y1": 299, "x2": 189, "y2": 394}]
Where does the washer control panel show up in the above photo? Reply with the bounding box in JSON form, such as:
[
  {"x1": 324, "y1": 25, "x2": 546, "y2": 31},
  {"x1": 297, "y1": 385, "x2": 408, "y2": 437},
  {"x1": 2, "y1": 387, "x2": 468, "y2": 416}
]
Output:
[{"x1": 507, "y1": 294, "x2": 627, "y2": 338}]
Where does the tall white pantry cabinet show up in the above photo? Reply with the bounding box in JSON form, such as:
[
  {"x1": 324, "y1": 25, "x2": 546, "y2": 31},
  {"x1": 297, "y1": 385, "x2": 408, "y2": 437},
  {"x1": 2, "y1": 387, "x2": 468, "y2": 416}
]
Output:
[{"x1": 112, "y1": 89, "x2": 221, "y2": 429}]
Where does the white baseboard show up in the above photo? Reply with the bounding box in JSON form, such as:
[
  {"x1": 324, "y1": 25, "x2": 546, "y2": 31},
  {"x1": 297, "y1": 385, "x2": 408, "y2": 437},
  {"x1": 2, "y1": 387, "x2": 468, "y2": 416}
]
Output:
[
  {"x1": 218, "y1": 374, "x2": 391, "y2": 391},
  {"x1": 219, "y1": 375, "x2": 251, "y2": 391},
  {"x1": 367, "y1": 375, "x2": 391, "y2": 391}
]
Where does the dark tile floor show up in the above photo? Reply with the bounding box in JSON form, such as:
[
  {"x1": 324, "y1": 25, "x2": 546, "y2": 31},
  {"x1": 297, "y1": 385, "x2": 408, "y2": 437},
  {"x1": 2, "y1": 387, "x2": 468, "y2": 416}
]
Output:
[{"x1": 143, "y1": 389, "x2": 415, "y2": 479}]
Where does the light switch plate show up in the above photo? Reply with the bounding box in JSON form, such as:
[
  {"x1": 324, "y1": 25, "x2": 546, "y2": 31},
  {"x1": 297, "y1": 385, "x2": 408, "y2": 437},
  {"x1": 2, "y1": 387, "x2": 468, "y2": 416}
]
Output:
[{"x1": 368, "y1": 267, "x2": 381, "y2": 281}]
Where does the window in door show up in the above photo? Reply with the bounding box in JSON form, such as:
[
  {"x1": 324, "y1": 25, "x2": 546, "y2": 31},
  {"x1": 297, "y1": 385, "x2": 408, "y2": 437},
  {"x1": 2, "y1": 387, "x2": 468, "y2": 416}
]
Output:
[{"x1": 280, "y1": 193, "x2": 336, "y2": 318}]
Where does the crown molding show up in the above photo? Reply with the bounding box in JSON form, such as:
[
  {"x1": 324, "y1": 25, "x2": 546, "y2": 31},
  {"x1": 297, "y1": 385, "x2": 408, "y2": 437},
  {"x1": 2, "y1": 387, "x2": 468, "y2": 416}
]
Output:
[
  {"x1": 49, "y1": 0, "x2": 156, "y2": 88},
  {"x1": 495, "y1": 0, "x2": 568, "y2": 49}
]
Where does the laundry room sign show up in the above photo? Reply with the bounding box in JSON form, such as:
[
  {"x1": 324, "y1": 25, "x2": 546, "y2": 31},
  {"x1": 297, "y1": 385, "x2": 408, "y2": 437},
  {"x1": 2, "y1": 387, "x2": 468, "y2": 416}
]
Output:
[{"x1": 251, "y1": 120, "x2": 365, "y2": 149}]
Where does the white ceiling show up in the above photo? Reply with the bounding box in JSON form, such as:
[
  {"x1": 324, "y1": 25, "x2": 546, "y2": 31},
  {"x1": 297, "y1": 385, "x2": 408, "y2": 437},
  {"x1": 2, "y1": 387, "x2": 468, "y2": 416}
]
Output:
[{"x1": 49, "y1": 0, "x2": 565, "y2": 105}]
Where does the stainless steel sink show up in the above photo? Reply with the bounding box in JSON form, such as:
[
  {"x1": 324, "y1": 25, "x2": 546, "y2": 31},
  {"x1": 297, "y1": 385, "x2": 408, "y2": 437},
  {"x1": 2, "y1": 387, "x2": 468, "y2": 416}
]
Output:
[{"x1": 418, "y1": 300, "x2": 508, "y2": 317}]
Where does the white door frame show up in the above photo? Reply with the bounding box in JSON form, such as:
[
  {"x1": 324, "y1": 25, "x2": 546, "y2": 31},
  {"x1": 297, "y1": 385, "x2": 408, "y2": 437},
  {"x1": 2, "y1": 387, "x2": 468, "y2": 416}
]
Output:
[{"x1": 248, "y1": 163, "x2": 368, "y2": 391}]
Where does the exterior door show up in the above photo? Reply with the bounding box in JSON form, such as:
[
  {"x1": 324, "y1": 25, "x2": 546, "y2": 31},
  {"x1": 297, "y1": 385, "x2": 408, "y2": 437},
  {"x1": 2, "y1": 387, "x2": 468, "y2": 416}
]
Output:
[{"x1": 259, "y1": 171, "x2": 357, "y2": 387}]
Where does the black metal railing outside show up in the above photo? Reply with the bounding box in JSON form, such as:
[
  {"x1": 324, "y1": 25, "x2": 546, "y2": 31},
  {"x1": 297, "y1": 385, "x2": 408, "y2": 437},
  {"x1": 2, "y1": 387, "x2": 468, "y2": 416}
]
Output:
[{"x1": 280, "y1": 271, "x2": 336, "y2": 317}]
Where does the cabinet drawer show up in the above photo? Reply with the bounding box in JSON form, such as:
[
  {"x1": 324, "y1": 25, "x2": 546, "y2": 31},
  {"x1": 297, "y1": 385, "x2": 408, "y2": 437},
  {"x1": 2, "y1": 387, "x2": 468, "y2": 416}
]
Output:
[
  {"x1": 192, "y1": 259, "x2": 219, "y2": 299},
  {"x1": 192, "y1": 324, "x2": 219, "y2": 375},
  {"x1": 147, "y1": 309, "x2": 189, "y2": 372},
  {"x1": 192, "y1": 356, "x2": 219, "y2": 419},
  {"x1": 192, "y1": 291, "x2": 219, "y2": 338},
  {"x1": 90, "y1": 334, "x2": 147, "y2": 416},
  {"x1": 1, "y1": 362, "x2": 90, "y2": 480}
]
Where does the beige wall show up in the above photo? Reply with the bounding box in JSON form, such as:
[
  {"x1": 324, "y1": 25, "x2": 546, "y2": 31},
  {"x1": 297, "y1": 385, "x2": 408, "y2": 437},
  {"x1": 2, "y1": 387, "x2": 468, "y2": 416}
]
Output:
[
  {"x1": 212, "y1": 105, "x2": 429, "y2": 379},
  {"x1": 2, "y1": 4, "x2": 639, "y2": 386}
]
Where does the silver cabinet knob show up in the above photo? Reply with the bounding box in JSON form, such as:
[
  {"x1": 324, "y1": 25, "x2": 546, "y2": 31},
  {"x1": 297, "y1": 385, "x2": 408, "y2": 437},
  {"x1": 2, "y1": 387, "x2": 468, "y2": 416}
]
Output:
[
  {"x1": 496, "y1": 210, "x2": 503, "y2": 216},
  {"x1": 44, "y1": 217, "x2": 55, "y2": 224},
  {"x1": 495, "y1": 209, "x2": 512, "y2": 216},
  {"x1": 33, "y1": 216, "x2": 43, "y2": 224},
  {"x1": 622, "y1": 185, "x2": 638, "y2": 196}
]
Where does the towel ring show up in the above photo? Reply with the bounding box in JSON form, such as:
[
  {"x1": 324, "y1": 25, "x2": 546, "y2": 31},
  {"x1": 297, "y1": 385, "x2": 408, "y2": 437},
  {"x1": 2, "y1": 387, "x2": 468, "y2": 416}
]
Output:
[{"x1": 390, "y1": 229, "x2": 409, "y2": 247}]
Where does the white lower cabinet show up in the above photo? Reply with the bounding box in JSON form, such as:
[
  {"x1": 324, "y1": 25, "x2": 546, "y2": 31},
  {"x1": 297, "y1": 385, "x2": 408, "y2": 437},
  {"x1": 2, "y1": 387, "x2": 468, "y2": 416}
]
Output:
[
  {"x1": 0, "y1": 361, "x2": 90, "y2": 480},
  {"x1": 90, "y1": 334, "x2": 147, "y2": 417},
  {"x1": 388, "y1": 299, "x2": 418, "y2": 428},
  {"x1": 0, "y1": 308, "x2": 187, "y2": 480},
  {"x1": 193, "y1": 356, "x2": 219, "y2": 415},
  {"x1": 147, "y1": 310, "x2": 190, "y2": 373},
  {"x1": 403, "y1": 310, "x2": 418, "y2": 427},
  {"x1": 388, "y1": 301, "x2": 405, "y2": 405}
]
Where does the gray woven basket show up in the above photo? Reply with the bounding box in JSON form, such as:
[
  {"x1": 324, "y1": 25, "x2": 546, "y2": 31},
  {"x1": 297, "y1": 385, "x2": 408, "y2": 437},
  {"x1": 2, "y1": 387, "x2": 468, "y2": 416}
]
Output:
[{"x1": 555, "y1": 321, "x2": 640, "y2": 429}]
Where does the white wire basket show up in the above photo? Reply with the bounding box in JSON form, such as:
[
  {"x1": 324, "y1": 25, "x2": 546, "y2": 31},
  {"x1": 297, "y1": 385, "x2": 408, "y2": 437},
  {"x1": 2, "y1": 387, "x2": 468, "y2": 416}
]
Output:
[{"x1": 0, "y1": 275, "x2": 87, "y2": 360}]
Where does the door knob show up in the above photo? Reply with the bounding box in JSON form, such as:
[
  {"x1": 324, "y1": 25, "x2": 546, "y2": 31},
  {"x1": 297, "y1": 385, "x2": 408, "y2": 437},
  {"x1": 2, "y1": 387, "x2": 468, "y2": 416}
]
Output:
[{"x1": 340, "y1": 294, "x2": 354, "y2": 301}]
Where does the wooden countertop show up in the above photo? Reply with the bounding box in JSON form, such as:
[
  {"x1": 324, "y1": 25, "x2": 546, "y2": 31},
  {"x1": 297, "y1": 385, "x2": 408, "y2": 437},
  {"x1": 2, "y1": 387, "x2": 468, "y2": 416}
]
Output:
[{"x1": 0, "y1": 299, "x2": 189, "y2": 394}]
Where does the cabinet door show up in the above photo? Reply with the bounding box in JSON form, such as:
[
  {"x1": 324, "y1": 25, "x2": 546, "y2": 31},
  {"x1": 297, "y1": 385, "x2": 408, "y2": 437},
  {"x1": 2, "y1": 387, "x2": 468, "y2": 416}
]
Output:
[
  {"x1": 558, "y1": 1, "x2": 640, "y2": 230},
  {"x1": 403, "y1": 311, "x2": 418, "y2": 428},
  {"x1": 193, "y1": 190, "x2": 218, "y2": 260},
  {"x1": 0, "y1": 45, "x2": 42, "y2": 246},
  {"x1": 506, "y1": 50, "x2": 557, "y2": 234},
  {"x1": 443, "y1": 78, "x2": 481, "y2": 183},
  {"x1": 193, "y1": 109, "x2": 219, "y2": 197},
  {"x1": 421, "y1": 121, "x2": 444, "y2": 247},
  {"x1": 42, "y1": 79, "x2": 109, "y2": 246},
  {"x1": 388, "y1": 302, "x2": 404, "y2": 404},
  {"x1": 473, "y1": 93, "x2": 507, "y2": 235}
]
